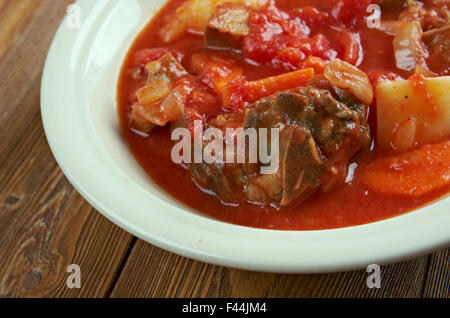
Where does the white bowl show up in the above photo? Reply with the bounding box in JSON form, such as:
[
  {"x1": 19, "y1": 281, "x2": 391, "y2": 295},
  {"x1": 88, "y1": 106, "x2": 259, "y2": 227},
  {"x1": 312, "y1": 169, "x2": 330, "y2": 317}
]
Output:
[{"x1": 41, "y1": 0, "x2": 450, "y2": 273}]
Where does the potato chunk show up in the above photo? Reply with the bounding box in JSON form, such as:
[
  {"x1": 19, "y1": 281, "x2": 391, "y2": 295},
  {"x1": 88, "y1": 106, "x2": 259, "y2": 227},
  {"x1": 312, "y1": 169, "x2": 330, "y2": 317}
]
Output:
[{"x1": 376, "y1": 75, "x2": 450, "y2": 152}]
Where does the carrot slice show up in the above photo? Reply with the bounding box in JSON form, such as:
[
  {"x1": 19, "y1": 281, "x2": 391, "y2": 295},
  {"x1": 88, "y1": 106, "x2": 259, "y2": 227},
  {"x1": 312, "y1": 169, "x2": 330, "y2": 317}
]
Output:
[
  {"x1": 245, "y1": 68, "x2": 315, "y2": 103},
  {"x1": 302, "y1": 56, "x2": 327, "y2": 74},
  {"x1": 222, "y1": 68, "x2": 315, "y2": 110},
  {"x1": 359, "y1": 140, "x2": 450, "y2": 197}
]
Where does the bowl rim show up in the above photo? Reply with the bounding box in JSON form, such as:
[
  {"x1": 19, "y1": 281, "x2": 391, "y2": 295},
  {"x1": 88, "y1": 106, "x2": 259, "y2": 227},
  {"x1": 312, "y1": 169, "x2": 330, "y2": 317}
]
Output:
[{"x1": 40, "y1": 0, "x2": 450, "y2": 273}]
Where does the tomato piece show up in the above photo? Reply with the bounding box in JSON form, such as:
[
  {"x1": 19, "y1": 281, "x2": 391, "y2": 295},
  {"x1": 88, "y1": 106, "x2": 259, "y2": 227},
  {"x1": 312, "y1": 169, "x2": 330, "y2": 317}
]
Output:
[
  {"x1": 290, "y1": 6, "x2": 329, "y2": 29},
  {"x1": 243, "y1": 2, "x2": 308, "y2": 64},
  {"x1": 323, "y1": 28, "x2": 362, "y2": 65},
  {"x1": 134, "y1": 48, "x2": 169, "y2": 66},
  {"x1": 222, "y1": 78, "x2": 248, "y2": 111},
  {"x1": 191, "y1": 54, "x2": 243, "y2": 95},
  {"x1": 179, "y1": 78, "x2": 222, "y2": 119},
  {"x1": 323, "y1": 0, "x2": 373, "y2": 27},
  {"x1": 183, "y1": 107, "x2": 204, "y2": 136},
  {"x1": 367, "y1": 69, "x2": 403, "y2": 88},
  {"x1": 134, "y1": 48, "x2": 183, "y2": 67},
  {"x1": 242, "y1": 2, "x2": 364, "y2": 70},
  {"x1": 187, "y1": 89, "x2": 221, "y2": 118}
]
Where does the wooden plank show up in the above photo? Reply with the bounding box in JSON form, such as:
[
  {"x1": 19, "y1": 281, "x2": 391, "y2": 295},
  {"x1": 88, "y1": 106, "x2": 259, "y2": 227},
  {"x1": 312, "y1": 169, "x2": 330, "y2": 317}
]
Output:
[
  {"x1": 0, "y1": 0, "x2": 68, "y2": 168},
  {"x1": 0, "y1": 0, "x2": 133, "y2": 297},
  {"x1": 111, "y1": 241, "x2": 429, "y2": 298},
  {"x1": 0, "y1": 101, "x2": 134, "y2": 298},
  {"x1": 423, "y1": 248, "x2": 450, "y2": 298}
]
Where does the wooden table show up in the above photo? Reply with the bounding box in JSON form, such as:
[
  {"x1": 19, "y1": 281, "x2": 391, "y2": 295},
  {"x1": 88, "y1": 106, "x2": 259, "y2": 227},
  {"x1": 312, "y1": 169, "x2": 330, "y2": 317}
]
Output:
[{"x1": 0, "y1": 0, "x2": 448, "y2": 298}]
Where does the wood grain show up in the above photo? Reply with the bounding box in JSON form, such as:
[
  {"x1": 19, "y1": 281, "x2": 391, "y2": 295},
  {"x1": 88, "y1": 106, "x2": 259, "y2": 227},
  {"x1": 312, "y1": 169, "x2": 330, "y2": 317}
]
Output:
[
  {"x1": 423, "y1": 249, "x2": 450, "y2": 298},
  {"x1": 0, "y1": 0, "x2": 133, "y2": 297},
  {"x1": 110, "y1": 241, "x2": 438, "y2": 298},
  {"x1": 0, "y1": 0, "x2": 448, "y2": 298}
]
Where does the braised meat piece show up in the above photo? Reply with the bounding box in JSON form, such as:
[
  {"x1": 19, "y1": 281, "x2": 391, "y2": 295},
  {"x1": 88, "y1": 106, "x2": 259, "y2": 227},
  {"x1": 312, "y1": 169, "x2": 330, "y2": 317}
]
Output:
[
  {"x1": 205, "y1": 2, "x2": 251, "y2": 49},
  {"x1": 188, "y1": 112, "x2": 247, "y2": 204},
  {"x1": 399, "y1": 0, "x2": 450, "y2": 31},
  {"x1": 423, "y1": 25, "x2": 450, "y2": 74},
  {"x1": 130, "y1": 53, "x2": 189, "y2": 132},
  {"x1": 186, "y1": 79, "x2": 371, "y2": 207},
  {"x1": 243, "y1": 84, "x2": 370, "y2": 206}
]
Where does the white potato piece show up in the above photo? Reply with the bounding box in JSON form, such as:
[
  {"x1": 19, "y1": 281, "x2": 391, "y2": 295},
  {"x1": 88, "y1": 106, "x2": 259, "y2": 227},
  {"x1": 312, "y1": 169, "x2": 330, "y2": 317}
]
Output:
[{"x1": 376, "y1": 76, "x2": 450, "y2": 152}]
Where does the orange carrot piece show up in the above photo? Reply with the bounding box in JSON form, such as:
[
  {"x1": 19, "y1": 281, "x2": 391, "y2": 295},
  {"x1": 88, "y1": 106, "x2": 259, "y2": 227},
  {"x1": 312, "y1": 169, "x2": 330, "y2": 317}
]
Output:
[
  {"x1": 303, "y1": 56, "x2": 327, "y2": 74},
  {"x1": 360, "y1": 140, "x2": 450, "y2": 197},
  {"x1": 245, "y1": 68, "x2": 315, "y2": 103}
]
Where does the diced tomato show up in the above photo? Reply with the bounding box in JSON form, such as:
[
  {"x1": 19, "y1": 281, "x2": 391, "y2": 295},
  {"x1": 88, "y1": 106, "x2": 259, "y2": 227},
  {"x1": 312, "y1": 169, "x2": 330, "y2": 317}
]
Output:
[
  {"x1": 222, "y1": 78, "x2": 248, "y2": 111},
  {"x1": 243, "y1": 1, "x2": 364, "y2": 70},
  {"x1": 275, "y1": 47, "x2": 306, "y2": 70},
  {"x1": 191, "y1": 54, "x2": 243, "y2": 95},
  {"x1": 187, "y1": 89, "x2": 221, "y2": 118},
  {"x1": 134, "y1": 48, "x2": 183, "y2": 67},
  {"x1": 307, "y1": 34, "x2": 335, "y2": 60},
  {"x1": 243, "y1": 2, "x2": 308, "y2": 64},
  {"x1": 290, "y1": 6, "x2": 329, "y2": 29},
  {"x1": 134, "y1": 48, "x2": 169, "y2": 66},
  {"x1": 323, "y1": 0, "x2": 374, "y2": 27},
  {"x1": 181, "y1": 78, "x2": 222, "y2": 119},
  {"x1": 323, "y1": 28, "x2": 362, "y2": 65},
  {"x1": 367, "y1": 69, "x2": 403, "y2": 88},
  {"x1": 184, "y1": 107, "x2": 205, "y2": 135}
]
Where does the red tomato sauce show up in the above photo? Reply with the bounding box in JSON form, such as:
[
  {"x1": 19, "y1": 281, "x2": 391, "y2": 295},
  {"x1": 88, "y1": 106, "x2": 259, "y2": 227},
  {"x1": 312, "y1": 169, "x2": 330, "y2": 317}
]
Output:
[{"x1": 117, "y1": 0, "x2": 450, "y2": 230}]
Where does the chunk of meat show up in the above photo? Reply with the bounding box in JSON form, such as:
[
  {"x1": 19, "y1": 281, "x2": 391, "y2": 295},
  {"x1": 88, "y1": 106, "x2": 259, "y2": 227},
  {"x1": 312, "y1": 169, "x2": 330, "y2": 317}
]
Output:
[
  {"x1": 187, "y1": 80, "x2": 371, "y2": 207},
  {"x1": 205, "y1": 2, "x2": 251, "y2": 49},
  {"x1": 423, "y1": 25, "x2": 450, "y2": 75},
  {"x1": 130, "y1": 53, "x2": 189, "y2": 132},
  {"x1": 159, "y1": 0, "x2": 268, "y2": 43},
  {"x1": 188, "y1": 112, "x2": 250, "y2": 204},
  {"x1": 399, "y1": 0, "x2": 450, "y2": 31}
]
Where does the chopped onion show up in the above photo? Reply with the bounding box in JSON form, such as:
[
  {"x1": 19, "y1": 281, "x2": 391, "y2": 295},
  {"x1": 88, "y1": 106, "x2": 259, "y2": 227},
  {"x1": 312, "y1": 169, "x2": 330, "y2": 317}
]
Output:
[
  {"x1": 324, "y1": 59, "x2": 374, "y2": 105},
  {"x1": 393, "y1": 21, "x2": 428, "y2": 72}
]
